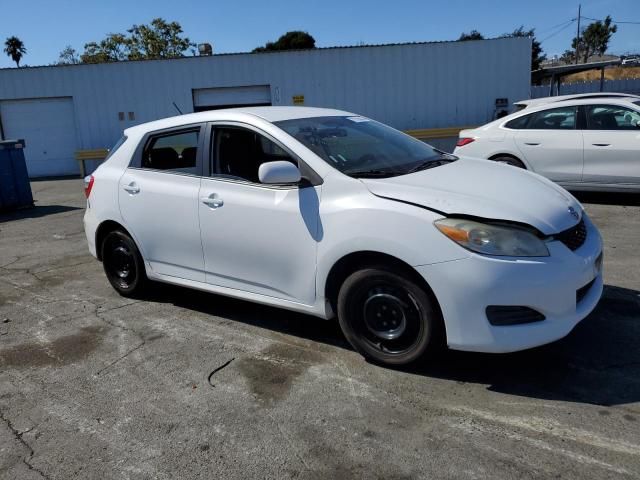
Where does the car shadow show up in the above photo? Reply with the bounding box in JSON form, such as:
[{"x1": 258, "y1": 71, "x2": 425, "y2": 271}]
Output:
[
  {"x1": 145, "y1": 283, "x2": 350, "y2": 350},
  {"x1": 572, "y1": 191, "x2": 640, "y2": 207},
  {"x1": 0, "y1": 205, "x2": 82, "y2": 223},
  {"x1": 146, "y1": 282, "x2": 640, "y2": 407},
  {"x1": 406, "y1": 284, "x2": 640, "y2": 406}
]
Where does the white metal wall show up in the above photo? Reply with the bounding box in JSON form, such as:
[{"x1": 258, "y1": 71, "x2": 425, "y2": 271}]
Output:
[
  {"x1": 0, "y1": 38, "x2": 531, "y2": 153},
  {"x1": 0, "y1": 97, "x2": 78, "y2": 176}
]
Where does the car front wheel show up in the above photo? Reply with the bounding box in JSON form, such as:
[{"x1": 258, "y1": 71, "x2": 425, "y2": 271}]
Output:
[
  {"x1": 337, "y1": 267, "x2": 443, "y2": 366},
  {"x1": 101, "y1": 230, "x2": 147, "y2": 297}
]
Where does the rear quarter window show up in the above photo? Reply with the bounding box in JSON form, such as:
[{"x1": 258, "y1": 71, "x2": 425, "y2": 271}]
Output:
[
  {"x1": 504, "y1": 115, "x2": 530, "y2": 129},
  {"x1": 105, "y1": 136, "x2": 127, "y2": 161}
]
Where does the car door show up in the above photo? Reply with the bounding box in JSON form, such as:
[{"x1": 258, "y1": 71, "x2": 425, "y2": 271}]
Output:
[
  {"x1": 513, "y1": 105, "x2": 583, "y2": 183},
  {"x1": 582, "y1": 104, "x2": 640, "y2": 186},
  {"x1": 198, "y1": 122, "x2": 321, "y2": 305},
  {"x1": 119, "y1": 125, "x2": 206, "y2": 281}
]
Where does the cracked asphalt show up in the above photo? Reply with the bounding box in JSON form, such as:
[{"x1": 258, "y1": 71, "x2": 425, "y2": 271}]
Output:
[{"x1": 1, "y1": 178, "x2": 639, "y2": 479}]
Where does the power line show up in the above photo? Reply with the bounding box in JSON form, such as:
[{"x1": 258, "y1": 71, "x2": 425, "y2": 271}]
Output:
[
  {"x1": 581, "y1": 16, "x2": 640, "y2": 25},
  {"x1": 537, "y1": 18, "x2": 578, "y2": 35},
  {"x1": 539, "y1": 19, "x2": 577, "y2": 44}
]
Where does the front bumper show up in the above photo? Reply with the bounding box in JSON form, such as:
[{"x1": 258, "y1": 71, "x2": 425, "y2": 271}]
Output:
[{"x1": 417, "y1": 215, "x2": 603, "y2": 353}]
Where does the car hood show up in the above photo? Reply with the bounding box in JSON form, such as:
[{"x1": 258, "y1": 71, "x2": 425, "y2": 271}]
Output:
[{"x1": 361, "y1": 157, "x2": 582, "y2": 235}]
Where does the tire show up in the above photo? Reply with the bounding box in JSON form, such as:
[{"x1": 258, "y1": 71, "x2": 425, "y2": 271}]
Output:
[
  {"x1": 337, "y1": 266, "x2": 443, "y2": 366},
  {"x1": 492, "y1": 156, "x2": 526, "y2": 169},
  {"x1": 101, "y1": 230, "x2": 148, "y2": 297}
]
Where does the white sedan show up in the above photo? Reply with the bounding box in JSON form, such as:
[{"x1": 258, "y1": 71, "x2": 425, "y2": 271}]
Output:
[
  {"x1": 84, "y1": 107, "x2": 603, "y2": 366},
  {"x1": 454, "y1": 97, "x2": 640, "y2": 192}
]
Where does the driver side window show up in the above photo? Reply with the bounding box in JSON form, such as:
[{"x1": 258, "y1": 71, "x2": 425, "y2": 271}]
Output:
[
  {"x1": 212, "y1": 127, "x2": 297, "y2": 183},
  {"x1": 586, "y1": 105, "x2": 640, "y2": 130}
]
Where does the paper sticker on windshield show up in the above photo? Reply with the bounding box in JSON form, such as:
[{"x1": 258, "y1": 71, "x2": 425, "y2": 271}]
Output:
[{"x1": 347, "y1": 116, "x2": 370, "y2": 123}]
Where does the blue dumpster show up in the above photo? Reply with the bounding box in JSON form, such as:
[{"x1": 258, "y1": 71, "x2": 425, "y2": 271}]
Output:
[{"x1": 0, "y1": 139, "x2": 34, "y2": 212}]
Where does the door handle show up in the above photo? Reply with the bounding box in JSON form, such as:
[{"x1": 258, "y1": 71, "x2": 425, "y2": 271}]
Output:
[
  {"x1": 524, "y1": 142, "x2": 540, "y2": 146},
  {"x1": 123, "y1": 182, "x2": 140, "y2": 194},
  {"x1": 592, "y1": 143, "x2": 611, "y2": 147},
  {"x1": 201, "y1": 193, "x2": 224, "y2": 209}
]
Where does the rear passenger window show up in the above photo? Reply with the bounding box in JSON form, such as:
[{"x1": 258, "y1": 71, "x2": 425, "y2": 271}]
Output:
[
  {"x1": 525, "y1": 106, "x2": 577, "y2": 130},
  {"x1": 142, "y1": 129, "x2": 199, "y2": 172},
  {"x1": 504, "y1": 115, "x2": 530, "y2": 129}
]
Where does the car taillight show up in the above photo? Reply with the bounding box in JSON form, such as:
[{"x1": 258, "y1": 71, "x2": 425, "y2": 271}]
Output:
[
  {"x1": 456, "y1": 137, "x2": 475, "y2": 147},
  {"x1": 84, "y1": 175, "x2": 95, "y2": 198}
]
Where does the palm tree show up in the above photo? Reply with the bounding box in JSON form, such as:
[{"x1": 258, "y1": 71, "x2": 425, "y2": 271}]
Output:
[{"x1": 4, "y1": 36, "x2": 27, "y2": 67}]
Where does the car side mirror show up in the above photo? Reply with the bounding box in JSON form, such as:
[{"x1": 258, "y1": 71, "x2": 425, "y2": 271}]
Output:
[{"x1": 258, "y1": 161, "x2": 301, "y2": 184}]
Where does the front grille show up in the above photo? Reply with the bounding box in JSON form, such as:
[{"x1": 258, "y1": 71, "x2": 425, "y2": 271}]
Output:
[
  {"x1": 555, "y1": 218, "x2": 587, "y2": 251},
  {"x1": 486, "y1": 306, "x2": 546, "y2": 326},
  {"x1": 576, "y1": 278, "x2": 596, "y2": 304}
]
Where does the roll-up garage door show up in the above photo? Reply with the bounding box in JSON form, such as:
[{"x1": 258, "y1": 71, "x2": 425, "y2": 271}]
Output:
[
  {"x1": 193, "y1": 85, "x2": 271, "y2": 112},
  {"x1": 0, "y1": 97, "x2": 78, "y2": 177}
]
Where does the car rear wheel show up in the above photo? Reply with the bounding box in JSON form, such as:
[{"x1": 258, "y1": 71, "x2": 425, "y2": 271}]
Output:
[
  {"x1": 337, "y1": 267, "x2": 443, "y2": 366},
  {"x1": 101, "y1": 230, "x2": 147, "y2": 297},
  {"x1": 492, "y1": 156, "x2": 526, "y2": 169}
]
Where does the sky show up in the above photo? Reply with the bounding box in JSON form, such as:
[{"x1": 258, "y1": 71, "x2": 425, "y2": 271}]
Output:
[{"x1": 0, "y1": 0, "x2": 638, "y2": 68}]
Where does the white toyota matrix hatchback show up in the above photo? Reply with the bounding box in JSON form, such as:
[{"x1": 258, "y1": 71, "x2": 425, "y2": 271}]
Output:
[{"x1": 84, "y1": 107, "x2": 603, "y2": 366}]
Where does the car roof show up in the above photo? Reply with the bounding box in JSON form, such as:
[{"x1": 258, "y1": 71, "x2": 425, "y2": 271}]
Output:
[
  {"x1": 517, "y1": 97, "x2": 640, "y2": 112},
  {"x1": 464, "y1": 96, "x2": 640, "y2": 133},
  {"x1": 124, "y1": 106, "x2": 354, "y2": 136},
  {"x1": 514, "y1": 92, "x2": 640, "y2": 108}
]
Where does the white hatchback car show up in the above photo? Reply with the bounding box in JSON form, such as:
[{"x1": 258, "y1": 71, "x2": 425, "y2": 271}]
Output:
[
  {"x1": 455, "y1": 97, "x2": 640, "y2": 192},
  {"x1": 84, "y1": 107, "x2": 603, "y2": 365}
]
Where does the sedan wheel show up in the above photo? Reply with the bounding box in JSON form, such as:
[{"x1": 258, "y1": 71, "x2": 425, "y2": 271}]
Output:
[
  {"x1": 102, "y1": 230, "x2": 147, "y2": 297},
  {"x1": 493, "y1": 156, "x2": 526, "y2": 169},
  {"x1": 337, "y1": 267, "x2": 443, "y2": 365}
]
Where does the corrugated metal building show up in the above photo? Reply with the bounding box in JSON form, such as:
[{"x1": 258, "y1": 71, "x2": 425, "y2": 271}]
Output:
[{"x1": 0, "y1": 37, "x2": 531, "y2": 177}]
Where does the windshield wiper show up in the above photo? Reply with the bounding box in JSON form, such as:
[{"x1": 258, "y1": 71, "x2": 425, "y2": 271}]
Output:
[
  {"x1": 345, "y1": 169, "x2": 406, "y2": 178},
  {"x1": 407, "y1": 156, "x2": 457, "y2": 174}
]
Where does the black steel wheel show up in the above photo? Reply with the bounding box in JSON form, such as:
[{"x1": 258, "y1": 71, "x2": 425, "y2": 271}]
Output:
[
  {"x1": 337, "y1": 267, "x2": 443, "y2": 366},
  {"x1": 101, "y1": 230, "x2": 147, "y2": 297},
  {"x1": 492, "y1": 156, "x2": 526, "y2": 169}
]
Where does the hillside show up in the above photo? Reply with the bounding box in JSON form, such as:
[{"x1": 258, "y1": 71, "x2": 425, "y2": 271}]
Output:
[{"x1": 563, "y1": 66, "x2": 640, "y2": 84}]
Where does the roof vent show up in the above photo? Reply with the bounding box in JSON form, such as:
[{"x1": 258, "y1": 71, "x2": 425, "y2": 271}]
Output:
[{"x1": 198, "y1": 43, "x2": 213, "y2": 56}]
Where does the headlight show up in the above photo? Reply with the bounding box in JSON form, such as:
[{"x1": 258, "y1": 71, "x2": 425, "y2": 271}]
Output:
[{"x1": 434, "y1": 218, "x2": 549, "y2": 257}]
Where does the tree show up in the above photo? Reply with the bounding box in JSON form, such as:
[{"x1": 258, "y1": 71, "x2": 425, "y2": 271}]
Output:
[
  {"x1": 571, "y1": 16, "x2": 617, "y2": 63},
  {"x1": 57, "y1": 45, "x2": 80, "y2": 65},
  {"x1": 570, "y1": 36, "x2": 587, "y2": 63},
  {"x1": 458, "y1": 30, "x2": 484, "y2": 41},
  {"x1": 80, "y1": 18, "x2": 193, "y2": 63},
  {"x1": 582, "y1": 15, "x2": 617, "y2": 61},
  {"x1": 253, "y1": 31, "x2": 316, "y2": 52},
  {"x1": 500, "y1": 26, "x2": 546, "y2": 71},
  {"x1": 4, "y1": 36, "x2": 26, "y2": 67},
  {"x1": 81, "y1": 33, "x2": 129, "y2": 63},
  {"x1": 559, "y1": 49, "x2": 576, "y2": 64},
  {"x1": 127, "y1": 18, "x2": 194, "y2": 60}
]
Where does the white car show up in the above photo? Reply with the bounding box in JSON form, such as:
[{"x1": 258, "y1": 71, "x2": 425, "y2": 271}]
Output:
[
  {"x1": 455, "y1": 97, "x2": 640, "y2": 192},
  {"x1": 84, "y1": 107, "x2": 603, "y2": 366},
  {"x1": 622, "y1": 56, "x2": 640, "y2": 66},
  {"x1": 513, "y1": 92, "x2": 640, "y2": 111}
]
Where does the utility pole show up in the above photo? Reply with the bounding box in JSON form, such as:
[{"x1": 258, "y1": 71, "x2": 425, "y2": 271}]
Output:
[{"x1": 575, "y1": 4, "x2": 581, "y2": 64}]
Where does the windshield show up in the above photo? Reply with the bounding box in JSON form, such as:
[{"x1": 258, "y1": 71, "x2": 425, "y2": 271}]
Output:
[{"x1": 274, "y1": 116, "x2": 456, "y2": 178}]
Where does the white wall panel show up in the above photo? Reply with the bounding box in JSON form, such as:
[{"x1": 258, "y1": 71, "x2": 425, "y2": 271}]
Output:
[
  {"x1": 0, "y1": 38, "x2": 531, "y2": 160},
  {"x1": 193, "y1": 85, "x2": 271, "y2": 107},
  {"x1": 0, "y1": 97, "x2": 78, "y2": 176}
]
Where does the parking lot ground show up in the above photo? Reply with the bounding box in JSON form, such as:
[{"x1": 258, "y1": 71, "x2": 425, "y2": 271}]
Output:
[{"x1": 0, "y1": 178, "x2": 639, "y2": 479}]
